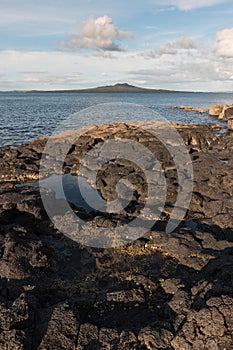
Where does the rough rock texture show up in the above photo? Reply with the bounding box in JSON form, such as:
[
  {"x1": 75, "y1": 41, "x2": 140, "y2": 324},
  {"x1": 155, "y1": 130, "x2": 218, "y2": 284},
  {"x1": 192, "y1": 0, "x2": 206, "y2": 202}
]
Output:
[
  {"x1": 228, "y1": 118, "x2": 233, "y2": 131},
  {"x1": 174, "y1": 106, "x2": 207, "y2": 113},
  {"x1": 209, "y1": 104, "x2": 224, "y2": 117},
  {"x1": 219, "y1": 106, "x2": 233, "y2": 121},
  {"x1": 209, "y1": 104, "x2": 233, "y2": 125},
  {"x1": 0, "y1": 122, "x2": 232, "y2": 349}
]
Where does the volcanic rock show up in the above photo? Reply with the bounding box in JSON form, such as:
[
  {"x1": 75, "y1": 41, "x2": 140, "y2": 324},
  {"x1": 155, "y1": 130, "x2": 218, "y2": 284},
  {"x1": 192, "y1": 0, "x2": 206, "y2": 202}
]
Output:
[
  {"x1": 0, "y1": 122, "x2": 232, "y2": 349},
  {"x1": 174, "y1": 106, "x2": 207, "y2": 113},
  {"x1": 209, "y1": 104, "x2": 224, "y2": 117},
  {"x1": 219, "y1": 105, "x2": 233, "y2": 120}
]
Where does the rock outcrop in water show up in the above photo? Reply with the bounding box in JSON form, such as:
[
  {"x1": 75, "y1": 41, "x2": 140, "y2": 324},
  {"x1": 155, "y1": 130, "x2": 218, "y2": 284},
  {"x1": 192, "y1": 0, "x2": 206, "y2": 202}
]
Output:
[
  {"x1": 209, "y1": 104, "x2": 233, "y2": 121},
  {"x1": 173, "y1": 105, "x2": 207, "y2": 113},
  {"x1": 219, "y1": 106, "x2": 233, "y2": 121},
  {"x1": 0, "y1": 122, "x2": 232, "y2": 349},
  {"x1": 209, "y1": 104, "x2": 224, "y2": 117}
]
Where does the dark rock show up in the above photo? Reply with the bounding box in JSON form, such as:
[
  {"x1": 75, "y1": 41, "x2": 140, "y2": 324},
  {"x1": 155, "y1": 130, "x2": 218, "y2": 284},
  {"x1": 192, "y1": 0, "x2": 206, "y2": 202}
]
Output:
[
  {"x1": 34, "y1": 302, "x2": 79, "y2": 350},
  {"x1": 138, "y1": 327, "x2": 174, "y2": 349},
  {"x1": 0, "y1": 122, "x2": 232, "y2": 349},
  {"x1": 76, "y1": 323, "x2": 99, "y2": 349}
]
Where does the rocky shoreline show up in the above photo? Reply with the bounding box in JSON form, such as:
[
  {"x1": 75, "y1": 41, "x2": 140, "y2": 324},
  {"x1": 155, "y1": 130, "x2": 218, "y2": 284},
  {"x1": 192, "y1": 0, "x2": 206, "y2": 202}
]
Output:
[{"x1": 0, "y1": 122, "x2": 232, "y2": 349}]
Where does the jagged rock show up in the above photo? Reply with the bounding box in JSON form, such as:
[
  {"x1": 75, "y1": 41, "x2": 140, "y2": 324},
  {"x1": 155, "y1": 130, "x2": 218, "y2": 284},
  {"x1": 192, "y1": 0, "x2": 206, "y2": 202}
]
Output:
[
  {"x1": 118, "y1": 330, "x2": 138, "y2": 350},
  {"x1": 138, "y1": 327, "x2": 174, "y2": 349},
  {"x1": 209, "y1": 104, "x2": 233, "y2": 121},
  {"x1": 228, "y1": 118, "x2": 233, "y2": 131},
  {"x1": 175, "y1": 106, "x2": 207, "y2": 113},
  {"x1": 209, "y1": 104, "x2": 224, "y2": 117},
  {"x1": 99, "y1": 328, "x2": 119, "y2": 349},
  {"x1": 0, "y1": 330, "x2": 28, "y2": 350},
  {"x1": 76, "y1": 323, "x2": 99, "y2": 349},
  {"x1": 35, "y1": 302, "x2": 79, "y2": 350},
  {"x1": 0, "y1": 122, "x2": 232, "y2": 349},
  {"x1": 219, "y1": 105, "x2": 233, "y2": 120}
]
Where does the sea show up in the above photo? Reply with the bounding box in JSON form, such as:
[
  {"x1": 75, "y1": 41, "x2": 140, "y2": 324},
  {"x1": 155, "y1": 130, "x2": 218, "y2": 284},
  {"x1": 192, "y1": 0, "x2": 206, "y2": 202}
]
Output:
[{"x1": 0, "y1": 91, "x2": 232, "y2": 147}]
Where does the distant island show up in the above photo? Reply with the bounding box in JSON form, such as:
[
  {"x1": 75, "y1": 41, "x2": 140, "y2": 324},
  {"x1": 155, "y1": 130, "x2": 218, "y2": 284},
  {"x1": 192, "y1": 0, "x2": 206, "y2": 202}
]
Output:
[
  {"x1": 74, "y1": 83, "x2": 175, "y2": 93},
  {"x1": 26, "y1": 83, "x2": 186, "y2": 94},
  {"x1": 3, "y1": 83, "x2": 233, "y2": 94}
]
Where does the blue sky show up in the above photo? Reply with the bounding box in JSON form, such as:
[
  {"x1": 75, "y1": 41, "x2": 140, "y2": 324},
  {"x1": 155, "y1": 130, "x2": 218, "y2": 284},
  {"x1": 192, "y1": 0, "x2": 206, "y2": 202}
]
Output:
[{"x1": 0, "y1": 0, "x2": 233, "y2": 91}]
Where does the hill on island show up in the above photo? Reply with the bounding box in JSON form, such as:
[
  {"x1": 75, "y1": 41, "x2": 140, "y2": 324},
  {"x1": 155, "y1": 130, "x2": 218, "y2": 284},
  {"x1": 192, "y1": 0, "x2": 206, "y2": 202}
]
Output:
[
  {"x1": 27, "y1": 83, "x2": 180, "y2": 93},
  {"x1": 76, "y1": 83, "x2": 172, "y2": 93}
]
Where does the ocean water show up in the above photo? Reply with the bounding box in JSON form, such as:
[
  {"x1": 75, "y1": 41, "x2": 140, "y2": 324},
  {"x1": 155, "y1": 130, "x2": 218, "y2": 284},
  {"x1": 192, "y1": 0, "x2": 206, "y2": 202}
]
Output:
[{"x1": 0, "y1": 91, "x2": 232, "y2": 147}]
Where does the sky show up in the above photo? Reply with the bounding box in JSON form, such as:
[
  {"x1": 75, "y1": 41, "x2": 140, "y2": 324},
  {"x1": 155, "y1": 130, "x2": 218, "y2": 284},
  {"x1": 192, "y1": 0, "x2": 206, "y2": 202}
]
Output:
[{"x1": 0, "y1": 0, "x2": 233, "y2": 91}]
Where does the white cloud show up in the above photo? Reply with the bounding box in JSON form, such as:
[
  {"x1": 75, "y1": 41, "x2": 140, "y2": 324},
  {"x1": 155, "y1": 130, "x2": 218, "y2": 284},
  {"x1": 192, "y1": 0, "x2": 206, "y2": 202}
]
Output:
[
  {"x1": 93, "y1": 51, "x2": 117, "y2": 59},
  {"x1": 156, "y1": 36, "x2": 199, "y2": 56},
  {"x1": 1, "y1": 43, "x2": 233, "y2": 92},
  {"x1": 214, "y1": 28, "x2": 233, "y2": 57},
  {"x1": 124, "y1": 36, "x2": 233, "y2": 90},
  {"x1": 0, "y1": 50, "x2": 101, "y2": 90},
  {"x1": 127, "y1": 60, "x2": 232, "y2": 86},
  {"x1": 140, "y1": 49, "x2": 157, "y2": 59},
  {"x1": 175, "y1": 37, "x2": 199, "y2": 49},
  {"x1": 153, "y1": 6, "x2": 176, "y2": 13},
  {"x1": 157, "y1": 45, "x2": 177, "y2": 55},
  {"x1": 159, "y1": 0, "x2": 230, "y2": 10},
  {"x1": 62, "y1": 16, "x2": 134, "y2": 52}
]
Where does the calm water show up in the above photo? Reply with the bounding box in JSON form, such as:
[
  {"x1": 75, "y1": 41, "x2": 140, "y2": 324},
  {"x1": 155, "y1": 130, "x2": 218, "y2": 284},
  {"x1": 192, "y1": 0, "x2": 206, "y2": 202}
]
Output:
[{"x1": 0, "y1": 91, "x2": 232, "y2": 147}]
